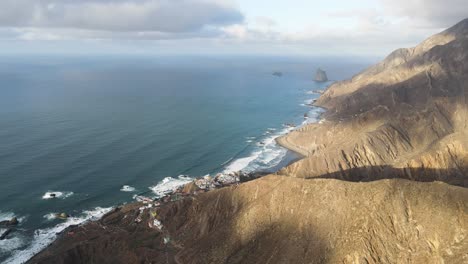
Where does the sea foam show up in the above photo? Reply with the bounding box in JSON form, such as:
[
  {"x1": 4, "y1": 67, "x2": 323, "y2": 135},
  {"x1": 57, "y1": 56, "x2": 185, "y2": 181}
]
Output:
[
  {"x1": 0, "y1": 211, "x2": 16, "y2": 221},
  {"x1": 4, "y1": 207, "x2": 112, "y2": 264},
  {"x1": 42, "y1": 191, "x2": 73, "y2": 200},
  {"x1": 149, "y1": 175, "x2": 193, "y2": 198},
  {"x1": 221, "y1": 106, "x2": 323, "y2": 174},
  {"x1": 120, "y1": 185, "x2": 136, "y2": 192}
]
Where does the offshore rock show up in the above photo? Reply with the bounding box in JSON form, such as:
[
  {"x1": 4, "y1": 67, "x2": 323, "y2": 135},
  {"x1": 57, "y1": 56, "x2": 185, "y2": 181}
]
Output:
[{"x1": 314, "y1": 68, "x2": 328, "y2": 82}]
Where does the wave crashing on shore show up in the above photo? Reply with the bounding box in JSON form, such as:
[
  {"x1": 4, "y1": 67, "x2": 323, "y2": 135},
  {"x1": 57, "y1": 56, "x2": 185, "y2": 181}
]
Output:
[{"x1": 4, "y1": 207, "x2": 113, "y2": 264}]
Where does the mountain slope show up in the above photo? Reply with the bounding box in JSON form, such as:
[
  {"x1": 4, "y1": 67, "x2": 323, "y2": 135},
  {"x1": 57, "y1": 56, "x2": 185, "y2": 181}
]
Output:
[
  {"x1": 278, "y1": 19, "x2": 468, "y2": 187},
  {"x1": 28, "y1": 176, "x2": 468, "y2": 264}
]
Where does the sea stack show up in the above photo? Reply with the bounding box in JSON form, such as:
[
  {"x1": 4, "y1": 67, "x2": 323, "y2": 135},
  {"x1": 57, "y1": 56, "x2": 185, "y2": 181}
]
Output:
[{"x1": 314, "y1": 68, "x2": 328, "y2": 82}]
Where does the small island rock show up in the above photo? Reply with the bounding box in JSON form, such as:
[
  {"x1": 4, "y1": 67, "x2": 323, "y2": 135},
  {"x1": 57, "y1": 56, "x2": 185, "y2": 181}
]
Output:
[
  {"x1": 314, "y1": 68, "x2": 328, "y2": 82},
  {"x1": 0, "y1": 217, "x2": 19, "y2": 227}
]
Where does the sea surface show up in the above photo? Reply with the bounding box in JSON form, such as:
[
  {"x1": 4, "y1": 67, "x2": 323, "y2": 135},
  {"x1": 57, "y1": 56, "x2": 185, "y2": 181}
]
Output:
[{"x1": 0, "y1": 55, "x2": 372, "y2": 263}]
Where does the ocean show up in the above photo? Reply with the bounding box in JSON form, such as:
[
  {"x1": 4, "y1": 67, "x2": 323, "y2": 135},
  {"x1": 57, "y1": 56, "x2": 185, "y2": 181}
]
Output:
[{"x1": 0, "y1": 55, "x2": 372, "y2": 263}]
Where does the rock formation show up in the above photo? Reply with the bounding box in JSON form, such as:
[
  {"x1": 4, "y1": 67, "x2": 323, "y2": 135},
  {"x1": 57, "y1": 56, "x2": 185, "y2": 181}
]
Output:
[
  {"x1": 28, "y1": 19, "x2": 468, "y2": 264},
  {"x1": 0, "y1": 217, "x2": 18, "y2": 227},
  {"x1": 314, "y1": 68, "x2": 328, "y2": 82},
  {"x1": 277, "y1": 18, "x2": 468, "y2": 188}
]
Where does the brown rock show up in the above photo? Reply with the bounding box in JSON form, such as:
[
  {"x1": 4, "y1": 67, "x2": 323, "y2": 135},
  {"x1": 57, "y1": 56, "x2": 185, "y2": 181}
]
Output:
[
  {"x1": 182, "y1": 182, "x2": 200, "y2": 194},
  {"x1": 0, "y1": 217, "x2": 19, "y2": 227}
]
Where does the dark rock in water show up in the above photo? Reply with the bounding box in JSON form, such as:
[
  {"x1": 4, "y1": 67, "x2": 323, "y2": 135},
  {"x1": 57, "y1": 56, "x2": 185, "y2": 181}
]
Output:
[
  {"x1": 314, "y1": 68, "x2": 328, "y2": 82},
  {"x1": 55, "y1": 213, "x2": 69, "y2": 220},
  {"x1": 50, "y1": 193, "x2": 56, "y2": 198},
  {"x1": 0, "y1": 228, "x2": 12, "y2": 240},
  {"x1": 0, "y1": 217, "x2": 19, "y2": 227},
  {"x1": 272, "y1": 72, "x2": 283, "y2": 77},
  {"x1": 9, "y1": 217, "x2": 18, "y2": 225}
]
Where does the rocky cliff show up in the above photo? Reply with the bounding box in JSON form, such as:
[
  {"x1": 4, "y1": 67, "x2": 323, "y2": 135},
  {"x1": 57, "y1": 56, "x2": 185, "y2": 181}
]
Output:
[
  {"x1": 278, "y1": 18, "x2": 468, "y2": 188},
  {"x1": 28, "y1": 19, "x2": 468, "y2": 264}
]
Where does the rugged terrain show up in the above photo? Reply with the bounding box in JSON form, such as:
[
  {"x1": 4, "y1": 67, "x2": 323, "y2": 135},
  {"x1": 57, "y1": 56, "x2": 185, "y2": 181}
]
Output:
[
  {"x1": 28, "y1": 19, "x2": 468, "y2": 264},
  {"x1": 278, "y1": 19, "x2": 468, "y2": 187}
]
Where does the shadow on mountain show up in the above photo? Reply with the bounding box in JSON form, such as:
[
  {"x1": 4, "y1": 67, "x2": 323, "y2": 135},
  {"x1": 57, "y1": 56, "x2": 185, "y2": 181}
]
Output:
[{"x1": 305, "y1": 165, "x2": 468, "y2": 188}]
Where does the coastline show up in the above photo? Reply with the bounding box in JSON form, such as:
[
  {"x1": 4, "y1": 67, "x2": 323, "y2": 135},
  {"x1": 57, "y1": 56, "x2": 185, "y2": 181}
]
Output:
[
  {"x1": 275, "y1": 135, "x2": 309, "y2": 157},
  {"x1": 276, "y1": 103, "x2": 329, "y2": 158},
  {"x1": 25, "y1": 19, "x2": 468, "y2": 263},
  {"x1": 18, "y1": 89, "x2": 324, "y2": 264}
]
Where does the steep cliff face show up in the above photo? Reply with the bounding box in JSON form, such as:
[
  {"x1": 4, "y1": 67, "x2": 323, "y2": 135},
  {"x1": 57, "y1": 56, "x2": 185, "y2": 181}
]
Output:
[
  {"x1": 29, "y1": 176, "x2": 468, "y2": 264},
  {"x1": 278, "y1": 18, "x2": 468, "y2": 187}
]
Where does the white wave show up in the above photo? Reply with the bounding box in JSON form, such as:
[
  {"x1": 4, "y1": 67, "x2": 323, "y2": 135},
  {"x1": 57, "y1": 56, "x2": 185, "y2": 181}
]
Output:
[
  {"x1": 42, "y1": 191, "x2": 73, "y2": 200},
  {"x1": 0, "y1": 211, "x2": 29, "y2": 256},
  {"x1": 258, "y1": 147, "x2": 285, "y2": 165},
  {"x1": 224, "y1": 126, "x2": 293, "y2": 174},
  {"x1": 0, "y1": 211, "x2": 15, "y2": 221},
  {"x1": 42, "y1": 213, "x2": 57, "y2": 221},
  {"x1": 301, "y1": 107, "x2": 324, "y2": 126},
  {"x1": 220, "y1": 157, "x2": 234, "y2": 166},
  {"x1": 120, "y1": 185, "x2": 136, "y2": 192},
  {"x1": 221, "y1": 107, "x2": 322, "y2": 174},
  {"x1": 4, "y1": 207, "x2": 113, "y2": 264},
  {"x1": 0, "y1": 211, "x2": 27, "y2": 227},
  {"x1": 303, "y1": 99, "x2": 315, "y2": 106},
  {"x1": 223, "y1": 150, "x2": 262, "y2": 173},
  {"x1": 0, "y1": 234, "x2": 27, "y2": 255},
  {"x1": 149, "y1": 175, "x2": 193, "y2": 198}
]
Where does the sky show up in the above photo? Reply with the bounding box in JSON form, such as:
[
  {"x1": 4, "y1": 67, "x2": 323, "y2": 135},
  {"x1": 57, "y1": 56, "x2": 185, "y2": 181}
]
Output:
[{"x1": 0, "y1": 0, "x2": 466, "y2": 56}]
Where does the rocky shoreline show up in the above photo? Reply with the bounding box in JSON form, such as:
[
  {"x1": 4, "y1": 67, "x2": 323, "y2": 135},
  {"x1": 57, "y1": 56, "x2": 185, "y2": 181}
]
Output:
[{"x1": 28, "y1": 18, "x2": 468, "y2": 264}]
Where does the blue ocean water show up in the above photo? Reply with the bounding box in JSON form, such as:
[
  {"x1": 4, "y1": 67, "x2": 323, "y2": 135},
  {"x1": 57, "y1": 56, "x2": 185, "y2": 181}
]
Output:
[{"x1": 0, "y1": 55, "x2": 372, "y2": 263}]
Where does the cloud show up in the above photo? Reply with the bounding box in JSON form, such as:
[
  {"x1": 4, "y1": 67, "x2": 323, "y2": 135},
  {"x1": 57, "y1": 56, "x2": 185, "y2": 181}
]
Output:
[
  {"x1": 0, "y1": 0, "x2": 243, "y2": 33},
  {"x1": 381, "y1": 0, "x2": 468, "y2": 28},
  {"x1": 0, "y1": 0, "x2": 465, "y2": 56}
]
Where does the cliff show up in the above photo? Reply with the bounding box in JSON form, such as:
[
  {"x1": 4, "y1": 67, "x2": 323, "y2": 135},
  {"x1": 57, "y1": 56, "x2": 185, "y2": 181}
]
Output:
[
  {"x1": 28, "y1": 19, "x2": 468, "y2": 264},
  {"x1": 278, "y1": 18, "x2": 468, "y2": 187}
]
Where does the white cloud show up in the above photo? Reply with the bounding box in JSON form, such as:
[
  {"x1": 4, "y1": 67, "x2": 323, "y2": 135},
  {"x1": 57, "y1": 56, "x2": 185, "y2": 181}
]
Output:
[
  {"x1": 381, "y1": 0, "x2": 468, "y2": 28},
  {"x1": 0, "y1": 0, "x2": 465, "y2": 56},
  {"x1": 0, "y1": 0, "x2": 243, "y2": 32}
]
